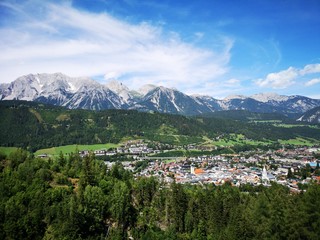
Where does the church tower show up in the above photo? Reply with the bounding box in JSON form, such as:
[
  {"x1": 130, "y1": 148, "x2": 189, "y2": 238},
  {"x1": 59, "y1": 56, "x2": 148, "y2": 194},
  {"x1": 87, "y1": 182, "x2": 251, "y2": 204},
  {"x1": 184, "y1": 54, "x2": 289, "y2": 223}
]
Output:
[{"x1": 262, "y1": 165, "x2": 269, "y2": 184}]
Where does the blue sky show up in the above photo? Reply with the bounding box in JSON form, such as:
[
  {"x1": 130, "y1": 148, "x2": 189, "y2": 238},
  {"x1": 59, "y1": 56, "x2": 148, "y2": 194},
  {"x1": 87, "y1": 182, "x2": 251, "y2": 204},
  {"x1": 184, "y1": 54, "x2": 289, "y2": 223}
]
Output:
[{"x1": 0, "y1": 0, "x2": 320, "y2": 98}]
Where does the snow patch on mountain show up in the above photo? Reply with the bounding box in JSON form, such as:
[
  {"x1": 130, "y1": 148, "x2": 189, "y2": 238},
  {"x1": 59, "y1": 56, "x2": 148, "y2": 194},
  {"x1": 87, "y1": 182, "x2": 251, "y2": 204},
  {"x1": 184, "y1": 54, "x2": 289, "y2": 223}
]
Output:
[
  {"x1": 250, "y1": 93, "x2": 289, "y2": 102},
  {"x1": 106, "y1": 80, "x2": 132, "y2": 103},
  {"x1": 224, "y1": 95, "x2": 247, "y2": 101}
]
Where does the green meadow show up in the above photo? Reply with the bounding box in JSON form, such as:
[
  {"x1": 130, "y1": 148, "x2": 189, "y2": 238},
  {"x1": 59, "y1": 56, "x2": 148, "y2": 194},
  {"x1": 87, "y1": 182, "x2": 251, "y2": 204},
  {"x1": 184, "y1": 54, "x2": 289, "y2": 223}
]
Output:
[
  {"x1": 35, "y1": 143, "x2": 119, "y2": 157},
  {"x1": 278, "y1": 137, "x2": 318, "y2": 146},
  {"x1": 203, "y1": 134, "x2": 271, "y2": 147},
  {"x1": 272, "y1": 123, "x2": 320, "y2": 129},
  {"x1": 0, "y1": 147, "x2": 19, "y2": 156}
]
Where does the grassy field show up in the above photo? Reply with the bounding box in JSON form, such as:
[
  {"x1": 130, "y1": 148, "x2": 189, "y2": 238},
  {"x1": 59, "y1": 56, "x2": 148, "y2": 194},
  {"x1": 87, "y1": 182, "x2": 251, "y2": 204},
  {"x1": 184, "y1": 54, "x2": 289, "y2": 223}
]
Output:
[
  {"x1": 273, "y1": 123, "x2": 306, "y2": 128},
  {"x1": 202, "y1": 134, "x2": 271, "y2": 147},
  {"x1": 35, "y1": 143, "x2": 119, "y2": 157},
  {"x1": 147, "y1": 133, "x2": 203, "y2": 145},
  {"x1": 0, "y1": 147, "x2": 19, "y2": 155},
  {"x1": 164, "y1": 159, "x2": 177, "y2": 164},
  {"x1": 273, "y1": 123, "x2": 320, "y2": 129},
  {"x1": 278, "y1": 137, "x2": 318, "y2": 146},
  {"x1": 252, "y1": 120, "x2": 282, "y2": 123}
]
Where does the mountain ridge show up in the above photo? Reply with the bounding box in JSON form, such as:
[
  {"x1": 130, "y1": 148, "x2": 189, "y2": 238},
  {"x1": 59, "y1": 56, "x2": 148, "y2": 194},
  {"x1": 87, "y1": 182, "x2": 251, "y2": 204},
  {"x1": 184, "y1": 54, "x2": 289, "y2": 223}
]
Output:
[
  {"x1": 297, "y1": 106, "x2": 320, "y2": 123},
  {"x1": 1, "y1": 73, "x2": 320, "y2": 117}
]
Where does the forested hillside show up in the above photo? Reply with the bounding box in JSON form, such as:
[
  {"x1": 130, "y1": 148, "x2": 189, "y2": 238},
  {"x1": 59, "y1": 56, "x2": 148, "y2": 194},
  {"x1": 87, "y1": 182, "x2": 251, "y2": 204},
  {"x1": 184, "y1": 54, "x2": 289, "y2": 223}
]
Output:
[
  {"x1": 1, "y1": 101, "x2": 320, "y2": 151},
  {"x1": 201, "y1": 110, "x2": 290, "y2": 122},
  {"x1": 0, "y1": 149, "x2": 319, "y2": 239}
]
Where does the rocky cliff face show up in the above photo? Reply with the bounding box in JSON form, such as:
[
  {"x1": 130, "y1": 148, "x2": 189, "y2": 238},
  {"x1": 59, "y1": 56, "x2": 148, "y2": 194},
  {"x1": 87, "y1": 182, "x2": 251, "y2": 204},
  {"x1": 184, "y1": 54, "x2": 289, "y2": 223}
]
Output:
[{"x1": 297, "y1": 106, "x2": 320, "y2": 123}]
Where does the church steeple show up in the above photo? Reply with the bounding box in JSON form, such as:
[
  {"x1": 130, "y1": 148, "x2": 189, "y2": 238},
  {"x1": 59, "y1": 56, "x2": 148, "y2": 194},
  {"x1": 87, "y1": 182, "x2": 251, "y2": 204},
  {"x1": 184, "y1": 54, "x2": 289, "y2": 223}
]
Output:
[{"x1": 262, "y1": 165, "x2": 269, "y2": 183}]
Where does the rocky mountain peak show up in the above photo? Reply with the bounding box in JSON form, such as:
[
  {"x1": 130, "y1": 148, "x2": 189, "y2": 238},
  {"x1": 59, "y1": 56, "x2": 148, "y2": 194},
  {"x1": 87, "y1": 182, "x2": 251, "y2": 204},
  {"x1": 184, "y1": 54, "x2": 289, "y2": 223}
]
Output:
[
  {"x1": 1, "y1": 73, "x2": 320, "y2": 117},
  {"x1": 224, "y1": 95, "x2": 247, "y2": 101},
  {"x1": 105, "y1": 80, "x2": 132, "y2": 102},
  {"x1": 250, "y1": 92, "x2": 289, "y2": 102}
]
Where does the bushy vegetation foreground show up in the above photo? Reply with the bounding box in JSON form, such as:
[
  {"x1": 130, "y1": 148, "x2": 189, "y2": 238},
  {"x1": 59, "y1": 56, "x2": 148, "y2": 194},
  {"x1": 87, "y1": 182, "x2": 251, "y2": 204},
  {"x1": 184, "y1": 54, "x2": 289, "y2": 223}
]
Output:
[{"x1": 0, "y1": 149, "x2": 319, "y2": 239}]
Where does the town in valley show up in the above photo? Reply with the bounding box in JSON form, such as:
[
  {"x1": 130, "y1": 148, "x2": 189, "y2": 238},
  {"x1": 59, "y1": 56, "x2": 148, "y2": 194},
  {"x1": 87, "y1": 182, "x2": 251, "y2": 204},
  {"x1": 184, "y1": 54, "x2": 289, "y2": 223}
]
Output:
[{"x1": 43, "y1": 139, "x2": 320, "y2": 192}]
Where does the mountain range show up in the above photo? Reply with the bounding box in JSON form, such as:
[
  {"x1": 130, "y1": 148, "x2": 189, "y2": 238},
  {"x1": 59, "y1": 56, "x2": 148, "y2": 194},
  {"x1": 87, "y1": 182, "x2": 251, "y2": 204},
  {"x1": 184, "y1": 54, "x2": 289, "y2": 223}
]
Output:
[{"x1": 1, "y1": 73, "x2": 320, "y2": 118}]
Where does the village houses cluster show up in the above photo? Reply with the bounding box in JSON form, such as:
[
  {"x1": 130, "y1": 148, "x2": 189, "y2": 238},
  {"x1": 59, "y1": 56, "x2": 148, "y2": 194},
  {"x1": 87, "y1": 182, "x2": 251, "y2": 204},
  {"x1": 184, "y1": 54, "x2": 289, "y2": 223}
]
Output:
[
  {"x1": 34, "y1": 139, "x2": 320, "y2": 191},
  {"x1": 92, "y1": 140, "x2": 320, "y2": 192}
]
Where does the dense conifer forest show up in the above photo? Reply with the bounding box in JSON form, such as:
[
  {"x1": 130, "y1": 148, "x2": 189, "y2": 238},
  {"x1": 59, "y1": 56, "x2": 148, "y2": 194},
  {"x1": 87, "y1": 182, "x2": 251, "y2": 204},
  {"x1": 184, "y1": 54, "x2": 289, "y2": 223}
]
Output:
[
  {"x1": 0, "y1": 149, "x2": 320, "y2": 239},
  {"x1": 1, "y1": 101, "x2": 319, "y2": 152}
]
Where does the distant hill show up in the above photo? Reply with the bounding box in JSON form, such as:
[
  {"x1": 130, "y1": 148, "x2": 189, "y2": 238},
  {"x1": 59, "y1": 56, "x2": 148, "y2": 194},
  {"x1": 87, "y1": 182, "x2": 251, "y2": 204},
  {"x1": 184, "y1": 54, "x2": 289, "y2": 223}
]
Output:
[{"x1": 1, "y1": 101, "x2": 319, "y2": 151}]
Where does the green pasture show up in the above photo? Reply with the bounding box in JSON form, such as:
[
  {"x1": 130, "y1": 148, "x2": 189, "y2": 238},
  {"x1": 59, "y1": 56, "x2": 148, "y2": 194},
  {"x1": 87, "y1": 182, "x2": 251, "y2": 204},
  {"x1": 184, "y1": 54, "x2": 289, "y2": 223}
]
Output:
[
  {"x1": 164, "y1": 159, "x2": 177, "y2": 164},
  {"x1": 273, "y1": 123, "x2": 320, "y2": 129},
  {"x1": 252, "y1": 120, "x2": 282, "y2": 123},
  {"x1": 148, "y1": 133, "x2": 203, "y2": 145},
  {"x1": 273, "y1": 123, "x2": 306, "y2": 128},
  {"x1": 0, "y1": 147, "x2": 19, "y2": 156},
  {"x1": 35, "y1": 143, "x2": 119, "y2": 157},
  {"x1": 203, "y1": 134, "x2": 271, "y2": 147},
  {"x1": 278, "y1": 137, "x2": 318, "y2": 146}
]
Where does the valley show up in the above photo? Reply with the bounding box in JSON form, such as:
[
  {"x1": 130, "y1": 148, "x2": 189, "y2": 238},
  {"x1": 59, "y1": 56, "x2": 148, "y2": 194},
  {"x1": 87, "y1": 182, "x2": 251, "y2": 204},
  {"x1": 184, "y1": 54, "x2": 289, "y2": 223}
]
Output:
[
  {"x1": 1, "y1": 0, "x2": 320, "y2": 238},
  {"x1": 1, "y1": 90, "x2": 320, "y2": 240},
  {"x1": 1, "y1": 100, "x2": 320, "y2": 152},
  {"x1": 0, "y1": 95, "x2": 320, "y2": 240}
]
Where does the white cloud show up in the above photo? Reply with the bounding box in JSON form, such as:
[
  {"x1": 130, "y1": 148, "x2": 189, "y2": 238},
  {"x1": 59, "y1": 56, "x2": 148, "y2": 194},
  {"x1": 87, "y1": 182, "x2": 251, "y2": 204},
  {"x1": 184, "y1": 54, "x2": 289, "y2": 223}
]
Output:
[
  {"x1": 307, "y1": 94, "x2": 320, "y2": 99},
  {"x1": 255, "y1": 67, "x2": 298, "y2": 89},
  {"x1": 255, "y1": 63, "x2": 320, "y2": 89},
  {"x1": 104, "y1": 72, "x2": 122, "y2": 81},
  {"x1": 0, "y1": 0, "x2": 233, "y2": 93},
  {"x1": 184, "y1": 77, "x2": 244, "y2": 98},
  {"x1": 300, "y1": 63, "x2": 320, "y2": 75},
  {"x1": 305, "y1": 78, "x2": 320, "y2": 87},
  {"x1": 225, "y1": 78, "x2": 240, "y2": 87}
]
